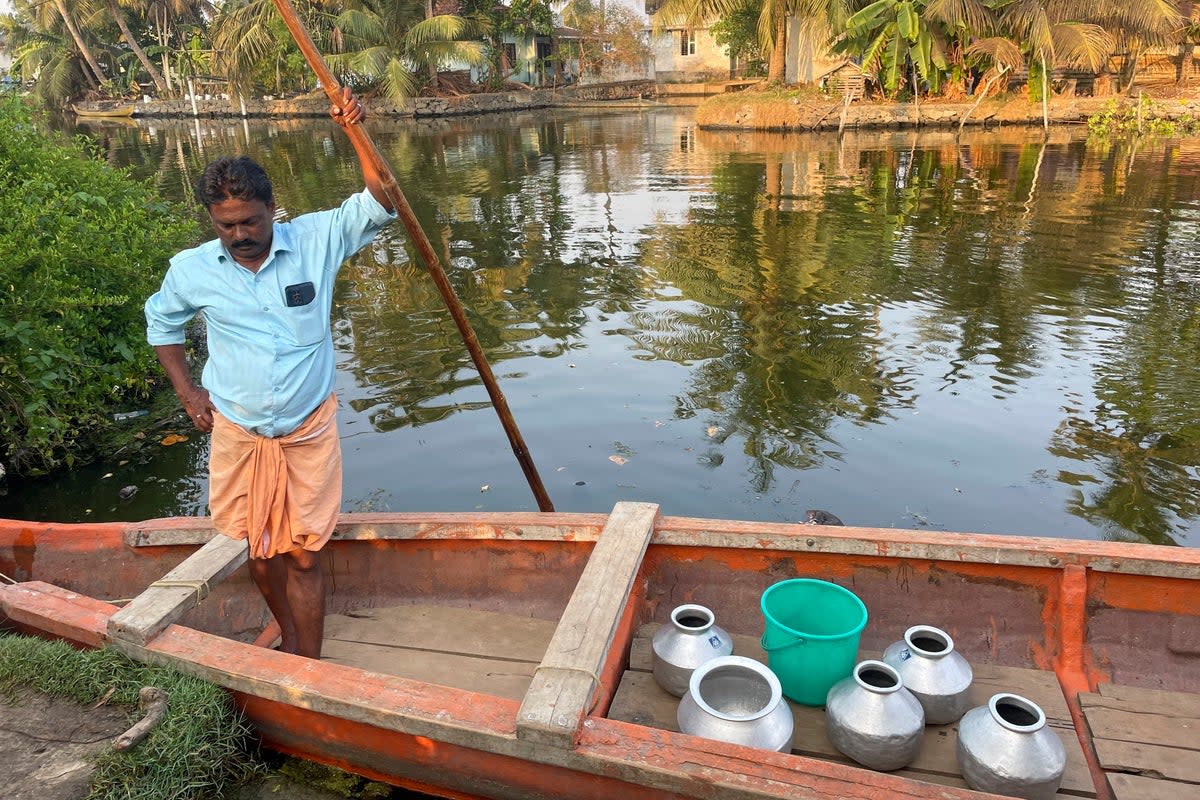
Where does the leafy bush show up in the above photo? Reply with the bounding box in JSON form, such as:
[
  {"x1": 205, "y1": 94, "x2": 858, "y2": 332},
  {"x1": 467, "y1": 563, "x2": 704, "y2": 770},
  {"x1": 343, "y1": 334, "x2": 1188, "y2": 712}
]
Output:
[
  {"x1": 1087, "y1": 96, "x2": 1200, "y2": 138},
  {"x1": 0, "y1": 97, "x2": 200, "y2": 475}
]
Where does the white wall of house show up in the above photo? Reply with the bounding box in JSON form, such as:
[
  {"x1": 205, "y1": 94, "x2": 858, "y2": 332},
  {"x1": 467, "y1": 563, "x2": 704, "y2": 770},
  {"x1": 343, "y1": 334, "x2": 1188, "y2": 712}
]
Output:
[{"x1": 650, "y1": 27, "x2": 729, "y2": 82}]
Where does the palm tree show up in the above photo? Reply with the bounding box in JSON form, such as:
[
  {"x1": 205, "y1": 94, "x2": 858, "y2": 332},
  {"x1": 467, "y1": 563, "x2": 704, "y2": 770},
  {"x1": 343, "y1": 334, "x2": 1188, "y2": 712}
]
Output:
[
  {"x1": 48, "y1": 0, "x2": 109, "y2": 87},
  {"x1": 1089, "y1": 0, "x2": 1182, "y2": 92},
  {"x1": 330, "y1": 0, "x2": 486, "y2": 99},
  {"x1": 102, "y1": 0, "x2": 168, "y2": 93},
  {"x1": 995, "y1": 0, "x2": 1114, "y2": 132},
  {"x1": 210, "y1": 0, "x2": 332, "y2": 96}
]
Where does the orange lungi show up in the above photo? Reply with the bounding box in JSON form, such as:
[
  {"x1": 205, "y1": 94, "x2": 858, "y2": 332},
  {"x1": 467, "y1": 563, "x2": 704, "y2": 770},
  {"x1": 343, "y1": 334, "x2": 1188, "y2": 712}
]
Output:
[{"x1": 208, "y1": 394, "x2": 341, "y2": 559}]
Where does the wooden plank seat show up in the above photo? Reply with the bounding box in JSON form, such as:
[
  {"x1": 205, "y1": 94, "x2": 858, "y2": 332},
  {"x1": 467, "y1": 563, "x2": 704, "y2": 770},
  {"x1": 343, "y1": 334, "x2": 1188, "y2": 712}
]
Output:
[
  {"x1": 107, "y1": 533, "x2": 247, "y2": 645},
  {"x1": 1080, "y1": 684, "x2": 1200, "y2": 799},
  {"x1": 608, "y1": 626, "x2": 1097, "y2": 797},
  {"x1": 321, "y1": 604, "x2": 559, "y2": 701}
]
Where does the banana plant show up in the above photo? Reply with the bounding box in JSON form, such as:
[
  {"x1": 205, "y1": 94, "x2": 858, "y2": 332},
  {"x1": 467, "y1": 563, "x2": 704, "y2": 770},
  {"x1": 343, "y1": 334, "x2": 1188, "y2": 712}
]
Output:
[{"x1": 836, "y1": 0, "x2": 948, "y2": 96}]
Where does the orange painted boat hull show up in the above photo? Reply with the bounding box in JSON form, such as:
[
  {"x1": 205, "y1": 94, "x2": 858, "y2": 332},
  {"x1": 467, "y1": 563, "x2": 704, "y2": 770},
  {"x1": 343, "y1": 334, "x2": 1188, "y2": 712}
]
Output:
[{"x1": 2, "y1": 508, "x2": 1198, "y2": 800}]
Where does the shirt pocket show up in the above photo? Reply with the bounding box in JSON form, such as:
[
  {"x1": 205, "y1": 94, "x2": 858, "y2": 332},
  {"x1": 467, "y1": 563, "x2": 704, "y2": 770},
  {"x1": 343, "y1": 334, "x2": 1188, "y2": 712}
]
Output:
[{"x1": 282, "y1": 302, "x2": 327, "y2": 346}]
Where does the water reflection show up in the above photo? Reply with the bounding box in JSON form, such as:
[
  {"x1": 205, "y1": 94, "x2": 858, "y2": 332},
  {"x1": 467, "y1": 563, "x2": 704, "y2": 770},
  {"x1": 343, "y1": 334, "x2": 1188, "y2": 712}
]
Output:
[{"x1": 4, "y1": 109, "x2": 1198, "y2": 547}]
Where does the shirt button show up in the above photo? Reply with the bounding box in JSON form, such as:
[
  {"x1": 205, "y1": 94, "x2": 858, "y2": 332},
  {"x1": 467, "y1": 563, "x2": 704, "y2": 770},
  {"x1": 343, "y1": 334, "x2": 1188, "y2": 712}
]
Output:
[{"x1": 262, "y1": 306, "x2": 269, "y2": 311}]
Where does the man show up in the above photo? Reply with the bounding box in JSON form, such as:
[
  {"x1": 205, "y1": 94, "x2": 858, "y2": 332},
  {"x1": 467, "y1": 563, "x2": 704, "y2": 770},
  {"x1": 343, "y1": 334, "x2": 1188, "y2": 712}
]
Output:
[{"x1": 144, "y1": 88, "x2": 396, "y2": 658}]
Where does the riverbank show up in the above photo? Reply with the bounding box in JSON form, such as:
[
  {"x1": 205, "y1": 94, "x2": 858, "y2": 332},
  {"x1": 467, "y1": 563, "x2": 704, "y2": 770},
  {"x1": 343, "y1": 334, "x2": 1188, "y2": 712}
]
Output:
[
  {"x1": 695, "y1": 83, "x2": 1200, "y2": 132},
  {"x1": 113, "y1": 78, "x2": 1200, "y2": 133},
  {"x1": 119, "y1": 80, "x2": 658, "y2": 120}
]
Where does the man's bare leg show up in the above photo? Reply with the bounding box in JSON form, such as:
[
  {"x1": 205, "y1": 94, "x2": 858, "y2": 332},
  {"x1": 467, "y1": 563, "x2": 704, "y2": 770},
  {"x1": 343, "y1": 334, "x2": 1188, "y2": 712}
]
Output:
[
  {"x1": 248, "y1": 554, "x2": 297, "y2": 651},
  {"x1": 247, "y1": 547, "x2": 325, "y2": 657},
  {"x1": 283, "y1": 548, "x2": 325, "y2": 658}
]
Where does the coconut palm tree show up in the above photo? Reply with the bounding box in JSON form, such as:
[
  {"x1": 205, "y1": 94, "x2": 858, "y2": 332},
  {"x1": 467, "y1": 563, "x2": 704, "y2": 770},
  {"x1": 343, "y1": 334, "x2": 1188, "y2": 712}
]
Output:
[
  {"x1": 102, "y1": 0, "x2": 168, "y2": 93},
  {"x1": 330, "y1": 0, "x2": 486, "y2": 99},
  {"x1": 210, "y1": 0, "x2": 334, "y2": 96},
  {"x1": 43, "y1": 0, "x2": 109, "y2": 87},
  {"x1": 9, "y1": 0, "x2": 107, "y2": 94},
  {"x1": 1089, "y1": 0, "x2": 1183, "y2": 92},
  {"x1": 995, "y1": 0, "x2": 1114, "y2": 131}
]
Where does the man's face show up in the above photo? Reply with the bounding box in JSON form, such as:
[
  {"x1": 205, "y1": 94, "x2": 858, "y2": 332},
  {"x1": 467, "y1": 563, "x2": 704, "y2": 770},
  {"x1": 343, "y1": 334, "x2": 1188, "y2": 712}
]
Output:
[{"x1": 208, "y1": 197, "x2": 275, "y2": 269}]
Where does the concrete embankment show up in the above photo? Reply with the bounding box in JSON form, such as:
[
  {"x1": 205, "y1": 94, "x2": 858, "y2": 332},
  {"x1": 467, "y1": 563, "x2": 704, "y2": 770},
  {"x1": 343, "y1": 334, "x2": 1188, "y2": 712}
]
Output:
[
  {"x1": 695, "y1": 91, "x2": 1200, "y2": 132},
  {"x1": 128, "y1": 80, "x2": 657, "y2": 120}
]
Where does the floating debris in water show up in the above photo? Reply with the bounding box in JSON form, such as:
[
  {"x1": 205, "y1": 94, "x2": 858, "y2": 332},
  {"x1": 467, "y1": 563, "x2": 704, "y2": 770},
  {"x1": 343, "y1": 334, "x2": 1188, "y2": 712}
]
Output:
[
  {"x1": 804, "y1": 509, "x2": 844, "y2": 526},
  {"x1": 118, "y1": 485, "x2": 138, "y2": 500},
  {"x1": 608, "y1": 455, "x2": 627, "y2": 465}
]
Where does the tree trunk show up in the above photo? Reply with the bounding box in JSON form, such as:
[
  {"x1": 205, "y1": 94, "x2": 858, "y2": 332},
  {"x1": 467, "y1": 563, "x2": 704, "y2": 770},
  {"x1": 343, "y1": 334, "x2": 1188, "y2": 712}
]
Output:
[
  {"x1": 1040, "y1": 55, "x2": 1049, "y2": 133},
  {"x1": 766, "y1": 5, "x2": 786, "y2": 83},
  {"x1": 54, "y1": 0, "x2": 106, "y2": 86},
  {"x1": 106, "y1": 0, "x2": 168, "y2": 93},
  {"x1": 425, "y1": 0, "x2": 439, "y2": 89},
  {"x1": 958, "y1": 65, "x2": 1009, "y2": 134}
]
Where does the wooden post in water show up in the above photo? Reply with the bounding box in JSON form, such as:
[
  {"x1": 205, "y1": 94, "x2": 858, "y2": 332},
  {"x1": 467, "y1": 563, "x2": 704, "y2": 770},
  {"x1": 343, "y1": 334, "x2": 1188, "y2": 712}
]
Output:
[{"x1": 266, "y1": 0, "x2": 555, "y2": 512}]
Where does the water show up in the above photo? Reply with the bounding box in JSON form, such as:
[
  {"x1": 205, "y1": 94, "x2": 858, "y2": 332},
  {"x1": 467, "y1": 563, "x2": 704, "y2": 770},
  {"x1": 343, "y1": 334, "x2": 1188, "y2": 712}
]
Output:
[{"x1": 3, "y1": 107, "x2": 1199, "y2": 547}]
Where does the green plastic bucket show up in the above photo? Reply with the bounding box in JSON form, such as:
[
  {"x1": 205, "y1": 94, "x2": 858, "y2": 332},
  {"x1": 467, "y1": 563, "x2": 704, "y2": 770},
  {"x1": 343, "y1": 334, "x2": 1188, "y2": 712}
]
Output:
[{"x1": 760, "y1": 579, "x2": 868, "y2": 706}]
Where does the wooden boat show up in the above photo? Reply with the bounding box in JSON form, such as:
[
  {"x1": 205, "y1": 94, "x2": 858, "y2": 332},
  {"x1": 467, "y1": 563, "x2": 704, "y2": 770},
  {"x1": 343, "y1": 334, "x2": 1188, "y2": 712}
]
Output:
[
  {"x1": 70, "y1": 100, "x2": 136, "y2": 118},
  {"x1": 1, "y1": 502, "x2": 1197, "y2": 800}
]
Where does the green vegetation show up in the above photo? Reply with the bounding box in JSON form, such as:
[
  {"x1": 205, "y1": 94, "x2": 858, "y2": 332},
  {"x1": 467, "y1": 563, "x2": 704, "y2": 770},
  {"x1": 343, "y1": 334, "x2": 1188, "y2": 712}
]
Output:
[
  {"x1": 1087, "y1": 96, "x2": 1200, "y2": 137},
  {"x1": 0, "y1": 632, "x2": 262, "y2": 799},
  {"x1": 0, "y1": 97, "x2": 200, "y2": 477},
  {"x1": 276, "y1": 759, "x2": 394, "y2": 798}
]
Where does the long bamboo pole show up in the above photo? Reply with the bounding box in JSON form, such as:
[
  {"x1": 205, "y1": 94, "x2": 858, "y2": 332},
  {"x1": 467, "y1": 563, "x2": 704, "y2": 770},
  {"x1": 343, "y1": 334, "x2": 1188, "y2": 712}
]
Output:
[{"x1": 268, "y1": 0, "x2": 554, "y2": 512}]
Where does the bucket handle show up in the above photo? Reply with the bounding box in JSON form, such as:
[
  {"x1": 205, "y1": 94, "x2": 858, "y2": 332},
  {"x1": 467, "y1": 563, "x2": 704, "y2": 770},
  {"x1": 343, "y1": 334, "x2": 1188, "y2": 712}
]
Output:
[{"x1": 761, "y1": 633, "x2": 805, "y2": 652}]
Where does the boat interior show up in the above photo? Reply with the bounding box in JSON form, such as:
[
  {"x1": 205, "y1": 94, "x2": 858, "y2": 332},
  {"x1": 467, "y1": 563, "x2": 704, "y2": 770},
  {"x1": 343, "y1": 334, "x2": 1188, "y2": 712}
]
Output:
[{"x1": 2, "y1": 504, "x2": 1198, "y2": 799}]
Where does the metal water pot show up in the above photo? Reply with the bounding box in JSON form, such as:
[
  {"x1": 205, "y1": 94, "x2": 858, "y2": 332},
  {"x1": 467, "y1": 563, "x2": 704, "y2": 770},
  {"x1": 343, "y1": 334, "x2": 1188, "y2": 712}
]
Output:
[
  {"x1": 676, "y1": 656, "x2": 794, "y2": 752},
  {"x1": 825, "y1": 660, "x2": 925, "y2": 771},
  {"x1": 651, "y1": 604, "x2": 733, "y2": 697},
  {"x1": 882, "y1": 624, "x2": 973, "y2": 724},
  {"x1": 956, "y1": 693, "x2": 1067, "y2": 800}
]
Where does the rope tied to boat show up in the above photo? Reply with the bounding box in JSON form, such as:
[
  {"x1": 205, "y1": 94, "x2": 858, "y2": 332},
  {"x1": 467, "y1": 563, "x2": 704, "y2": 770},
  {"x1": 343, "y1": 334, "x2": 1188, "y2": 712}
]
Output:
[
  {"x1": 538, "y1": 664, "x2": 605, "y2": 713},
  {"x1": 149, "y1": 579, "x2": 211, "y2": 604}
]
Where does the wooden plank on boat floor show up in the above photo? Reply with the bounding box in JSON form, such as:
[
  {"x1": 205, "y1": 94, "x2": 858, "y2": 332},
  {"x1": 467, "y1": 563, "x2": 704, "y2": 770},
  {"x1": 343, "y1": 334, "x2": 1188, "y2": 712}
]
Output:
[
  {"x1": 321, "y1": 605, "x2": 558, "y2": 701},
  {"x1": 517, "y1": 502, "x2": 658, "y2": 749},
  {"x1": 1091, "y1": 738, "x2": 1200, "y2": 785},
  {"x1": 1108, "y1": 773, "x2": 1200, "y2": 800},
  {"x1": 1089, "y1": 683, "x2": 1200, "y2": 719},
  {"x1": 107, "y1": 534, "x2": 246, "y2": 645},
  {"x1": 1080, "y1": 685, "x2": 1200, "y2": 789},
  {"x1": 1082, "y1": 704, "x2": 1199, "y2": 751}
]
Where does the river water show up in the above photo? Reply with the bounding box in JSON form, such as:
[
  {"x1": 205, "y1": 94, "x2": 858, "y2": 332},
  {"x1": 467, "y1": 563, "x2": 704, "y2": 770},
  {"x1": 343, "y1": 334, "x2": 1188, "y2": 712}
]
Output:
[{"x1": 3, "y1": 106, "x2": 1199, "y2": 547}]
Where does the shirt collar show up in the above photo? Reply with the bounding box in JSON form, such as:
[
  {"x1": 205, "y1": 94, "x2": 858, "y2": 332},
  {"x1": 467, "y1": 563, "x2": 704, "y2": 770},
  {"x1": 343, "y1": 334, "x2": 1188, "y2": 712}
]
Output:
[{"x1": 212, "y1": 221, "x2": 292, "y2": 268}]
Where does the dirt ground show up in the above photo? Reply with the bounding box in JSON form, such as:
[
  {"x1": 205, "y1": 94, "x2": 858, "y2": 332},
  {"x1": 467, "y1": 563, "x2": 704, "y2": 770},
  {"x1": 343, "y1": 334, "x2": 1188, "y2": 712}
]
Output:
[
  {"x1": 2, "y1": 691, "x2": 129, "y2": 800},
  {"x1": 2, "y1": 690, "x2": 393, "y2": 800}
]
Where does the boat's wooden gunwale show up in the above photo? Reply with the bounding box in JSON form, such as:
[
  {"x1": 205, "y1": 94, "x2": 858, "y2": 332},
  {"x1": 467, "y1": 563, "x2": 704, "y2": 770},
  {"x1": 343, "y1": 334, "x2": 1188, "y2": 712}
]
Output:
[{"x1": 112, "y1": 512, "x2": 1200, "y2": 581}]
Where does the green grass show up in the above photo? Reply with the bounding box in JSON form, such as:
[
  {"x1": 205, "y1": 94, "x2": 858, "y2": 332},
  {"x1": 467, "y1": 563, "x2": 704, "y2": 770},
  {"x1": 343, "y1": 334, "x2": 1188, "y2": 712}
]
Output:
[{"x1": 0, "y1": 632, "x2": 264, "y2": 799}]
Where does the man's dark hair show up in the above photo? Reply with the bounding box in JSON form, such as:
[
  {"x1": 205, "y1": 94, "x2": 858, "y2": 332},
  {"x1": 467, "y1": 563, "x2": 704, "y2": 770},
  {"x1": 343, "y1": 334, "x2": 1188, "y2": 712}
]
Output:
[{"x1": 195, "y1": 156, "x2": 273, "y2": 209}]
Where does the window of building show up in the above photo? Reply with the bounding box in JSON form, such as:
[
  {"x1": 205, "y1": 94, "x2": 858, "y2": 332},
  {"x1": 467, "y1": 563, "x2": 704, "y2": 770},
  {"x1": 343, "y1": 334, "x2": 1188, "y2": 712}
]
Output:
[
  {"x1": 503, "y1": 43, "x2": 517, "y2": 71},
  {"x1": 680, "y1": 30, "x2": 696, "y2": 57}
]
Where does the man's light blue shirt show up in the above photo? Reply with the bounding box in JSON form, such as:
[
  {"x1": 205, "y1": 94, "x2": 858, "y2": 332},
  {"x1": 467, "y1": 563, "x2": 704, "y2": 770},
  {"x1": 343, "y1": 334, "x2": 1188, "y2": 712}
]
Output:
[{"x1": 145, "y1": 189, "x2": 395, "y2": 438}]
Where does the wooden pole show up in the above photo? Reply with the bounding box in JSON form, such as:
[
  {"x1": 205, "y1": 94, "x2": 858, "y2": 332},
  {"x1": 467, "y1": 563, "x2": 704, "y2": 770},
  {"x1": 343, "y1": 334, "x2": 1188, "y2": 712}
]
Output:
[{"x1": 267, "y1": 0, "x2": 555, "y2": 512}]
